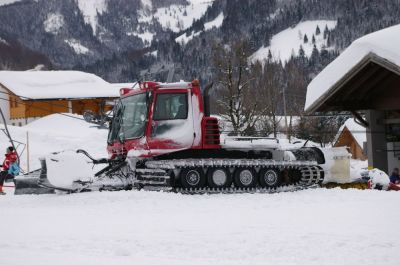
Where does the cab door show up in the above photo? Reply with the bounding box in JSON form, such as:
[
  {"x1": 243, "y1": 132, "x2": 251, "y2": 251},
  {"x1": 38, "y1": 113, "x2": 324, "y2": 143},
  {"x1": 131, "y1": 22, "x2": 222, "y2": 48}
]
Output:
[{"x1": 147, "y1": 90, "x2": 195, "y2": 155}]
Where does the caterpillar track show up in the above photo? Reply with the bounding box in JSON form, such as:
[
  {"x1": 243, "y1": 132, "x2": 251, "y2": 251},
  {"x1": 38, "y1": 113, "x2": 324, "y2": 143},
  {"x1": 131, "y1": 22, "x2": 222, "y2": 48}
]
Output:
[
  {"x1": 134, "y1": 159, "x2": 324, "y2": 193},
  {"x1": 15, "y1": 157, "x2": 324, "y2": 195}
]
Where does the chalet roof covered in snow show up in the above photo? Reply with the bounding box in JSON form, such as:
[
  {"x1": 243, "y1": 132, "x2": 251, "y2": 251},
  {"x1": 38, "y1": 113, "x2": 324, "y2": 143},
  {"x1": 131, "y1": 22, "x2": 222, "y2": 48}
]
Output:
[
  {"x1": 305, "y1": 24, "x2": 400, "y2": 112},
  {"x1": 334, "y1": 118, "x2": 366, "y2": 148},
  {"x1": 0, "y1": 71, "x2": 121, "y2": 100}
]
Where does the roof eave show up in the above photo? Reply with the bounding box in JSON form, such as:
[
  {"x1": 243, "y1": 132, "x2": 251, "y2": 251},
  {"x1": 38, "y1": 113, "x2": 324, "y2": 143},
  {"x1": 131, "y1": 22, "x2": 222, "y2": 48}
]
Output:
[{"x1": 305, "y1": 52, "x2": 400, "y2": 113}]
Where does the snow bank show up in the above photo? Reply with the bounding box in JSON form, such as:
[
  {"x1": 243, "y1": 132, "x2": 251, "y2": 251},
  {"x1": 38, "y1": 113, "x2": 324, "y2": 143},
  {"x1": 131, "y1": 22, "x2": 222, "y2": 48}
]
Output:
[
  {"x1": 250, "y1": 20, "x2": 337, "y2": 64},
  {"x1": 0, "y1": 114, "x2": 109, "y2": 172},
  {"x1": 350, "y1": 159, "x2": 368, "y2": 181},
  {"x1": 1, "y1": 189, "x2": 400, "y2": 265},
  {"x1": 46, "y1": 151, "x2": 98, "y2": 189},
  {"x1": 305, "y1": 24, "x2": 400, "y2": 111},
  {"x1": 368, "y1": 168, "x2": 391, "y2": 190},
  {"x1": 0, "y1": 70, "x2": 120, "y2": 99}
]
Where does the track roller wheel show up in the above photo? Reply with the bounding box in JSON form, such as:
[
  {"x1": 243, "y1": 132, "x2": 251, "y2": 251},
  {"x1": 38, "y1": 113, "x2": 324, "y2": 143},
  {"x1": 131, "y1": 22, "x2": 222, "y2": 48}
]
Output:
[
  {"x1": 234, "y1": 168, "x2": 257, "y2": 188},
  {"x1": 259, "y1": 168, "x2": 281, "y2": 188},
  {"x1": 207, "y1": 168, "x2": 232, "y2": 188},
  {"x1": 180, "y1": 168, "x2": 206, "y2": 189}
]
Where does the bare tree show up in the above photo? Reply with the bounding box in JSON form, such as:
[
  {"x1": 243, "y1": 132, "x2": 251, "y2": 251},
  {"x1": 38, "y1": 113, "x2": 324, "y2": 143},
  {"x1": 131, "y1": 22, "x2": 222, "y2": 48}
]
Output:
[
  {"x1": 213, "y1": 41, "x2": 262, "y2": 135},
  {"x1": 255, "y1": 59, "x2": 284, "y2": 138},
  {"x1": 284, "y1": 60, "x2": 308, "y2": 141}
]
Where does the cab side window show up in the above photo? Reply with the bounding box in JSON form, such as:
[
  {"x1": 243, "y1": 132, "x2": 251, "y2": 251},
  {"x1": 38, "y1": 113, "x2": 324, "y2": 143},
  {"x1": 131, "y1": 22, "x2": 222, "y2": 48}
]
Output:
[{"x1": 153, "y1": 93, "x2": 188, "y2": 120}]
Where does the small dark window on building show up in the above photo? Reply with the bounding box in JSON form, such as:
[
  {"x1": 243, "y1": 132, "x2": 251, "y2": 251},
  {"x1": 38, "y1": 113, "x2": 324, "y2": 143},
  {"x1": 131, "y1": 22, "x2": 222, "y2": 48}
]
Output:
[{"x1": 153, "y1": 93, "x2": 188, "y2": 120}]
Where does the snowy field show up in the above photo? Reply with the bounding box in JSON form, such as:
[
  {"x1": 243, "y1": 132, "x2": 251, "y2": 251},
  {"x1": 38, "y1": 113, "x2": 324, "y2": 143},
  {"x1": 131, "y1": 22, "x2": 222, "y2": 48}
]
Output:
[
  {"x1": 1, "y1": 189, "x2": 399, "y2": 265},
  {"x1": 0, "y1": 114, "x2": 397, "y2": 265}
]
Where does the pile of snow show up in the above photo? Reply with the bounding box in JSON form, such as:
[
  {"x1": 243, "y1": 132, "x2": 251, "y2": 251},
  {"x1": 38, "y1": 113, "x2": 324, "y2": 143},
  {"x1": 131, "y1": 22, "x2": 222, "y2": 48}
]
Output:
[
  {"x1": 368, "y1": 168, "x2": 391, "y2": 190},
  {"x1": 64, "y1": 39, "x2": 90, "y2": 55},
  {"x1": 0, "y1": 113, "x2": 109, "y2": 172},
  {"x1": 155, "y1": 0, "x2": 213, "y2": 32},
  {"x1": 350, "y1": 159, "x2": 368, "y2": 181},
  {"x1": 44, "y1": 13, "x2": 65, "y2": 34},
  {"x1": 305, "y1": 24, "x2": 400, "y2": 111},
  {"x1": 0, "y1": 70, "x2": 120, "y2": 99},
  {"x1": 176, "y1": 12, "x2": 224, "y2": 45},
  {"x1": 1, "y1": 189, "x2": 400, "y2": 265},
  {"x1": 75, "y1": 0, "x2": 107, "y2": 35},
  {"x1": 250, "y1": 20, "x2": 337, "y2": 64},
  {"x1": 46, "y1": 151, "x2": 99, "y2": 189}
]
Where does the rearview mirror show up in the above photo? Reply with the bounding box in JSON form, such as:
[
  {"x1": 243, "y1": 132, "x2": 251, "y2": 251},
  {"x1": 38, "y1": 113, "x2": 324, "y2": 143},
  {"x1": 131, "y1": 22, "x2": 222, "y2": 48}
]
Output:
[{"x1": 118, "y1": 132, "x2": 125, "y2": 143}]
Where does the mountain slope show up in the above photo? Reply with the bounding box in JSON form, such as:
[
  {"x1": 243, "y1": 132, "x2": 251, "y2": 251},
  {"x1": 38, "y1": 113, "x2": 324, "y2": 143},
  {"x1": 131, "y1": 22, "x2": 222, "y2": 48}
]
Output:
[{"x1": 1, "y1": 0, "x2": 400, "y2": 85}]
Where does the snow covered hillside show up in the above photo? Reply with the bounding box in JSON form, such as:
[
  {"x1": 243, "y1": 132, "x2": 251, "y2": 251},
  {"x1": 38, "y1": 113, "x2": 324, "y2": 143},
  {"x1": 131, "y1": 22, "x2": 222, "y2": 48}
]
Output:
[
  {"x1": 175, "y1": 12, "x2": 224, "y2": 45},
  {"x1": 250, "y1": 20, "x2": 337, "y2": 64},
  {"x1": 1, "y1": 189, "x2": 399, "y2": 265},
  {"x1": 76, "y1": 0, "x2": 107, "y2": 35},
  {"x1": 0, "y1": 0, "x2": 21, "y2": 6},
  {"x1": 155, "y1": 0, "x2": 213, "y2": 32}
]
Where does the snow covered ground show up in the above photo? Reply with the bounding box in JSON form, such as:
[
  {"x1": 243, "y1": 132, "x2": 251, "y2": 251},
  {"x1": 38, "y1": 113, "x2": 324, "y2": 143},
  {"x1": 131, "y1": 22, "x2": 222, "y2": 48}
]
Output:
[
  {"x1": 0, "y1": 114, "x2": 398, "y2": 265},
  {"x1": 1, "y1": 189, "x2": 399, "y2": 265}
]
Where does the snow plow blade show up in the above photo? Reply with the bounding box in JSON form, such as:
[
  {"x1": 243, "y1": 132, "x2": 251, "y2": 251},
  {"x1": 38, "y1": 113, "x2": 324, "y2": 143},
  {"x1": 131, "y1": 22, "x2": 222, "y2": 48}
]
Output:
[{"x1": 14, "y1": 159, "x2": 55, "y2": 195}]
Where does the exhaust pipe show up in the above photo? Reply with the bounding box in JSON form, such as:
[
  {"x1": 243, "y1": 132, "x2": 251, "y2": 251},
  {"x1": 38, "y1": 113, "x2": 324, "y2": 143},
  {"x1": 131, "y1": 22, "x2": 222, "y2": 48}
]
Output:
[{"x1": 203, "y1": 82, "x2": 214, "y2": 117}]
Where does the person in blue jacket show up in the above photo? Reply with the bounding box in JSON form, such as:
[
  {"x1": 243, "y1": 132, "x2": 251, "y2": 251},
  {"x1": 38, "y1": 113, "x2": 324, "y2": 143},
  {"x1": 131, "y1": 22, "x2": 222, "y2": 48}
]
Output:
[{"x1": 389, "y1": 168, "x2": 400, "y2": 184}]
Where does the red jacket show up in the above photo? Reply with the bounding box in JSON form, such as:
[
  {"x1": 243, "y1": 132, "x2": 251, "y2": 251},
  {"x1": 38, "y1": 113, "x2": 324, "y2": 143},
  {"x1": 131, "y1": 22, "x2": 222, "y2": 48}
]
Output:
[{"x1": 3, "y1": 151, "x2": 17, "y2": 171}]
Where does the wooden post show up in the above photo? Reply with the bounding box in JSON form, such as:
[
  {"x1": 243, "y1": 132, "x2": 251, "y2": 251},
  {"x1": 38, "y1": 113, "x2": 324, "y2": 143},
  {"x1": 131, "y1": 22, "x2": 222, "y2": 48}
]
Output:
[{"x1": 26, "y1": 131, "x2": 30, "y2": 172}]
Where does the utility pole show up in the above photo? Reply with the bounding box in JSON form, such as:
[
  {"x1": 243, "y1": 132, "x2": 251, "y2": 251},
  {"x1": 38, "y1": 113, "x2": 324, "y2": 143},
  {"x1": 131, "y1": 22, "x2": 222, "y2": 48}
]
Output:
[
  {"x1": 0, "y1": 107, "x2": 20, "y2": 165},
  {"x1": 282, "y1": 86, "x2": 289, "y2": 141}
]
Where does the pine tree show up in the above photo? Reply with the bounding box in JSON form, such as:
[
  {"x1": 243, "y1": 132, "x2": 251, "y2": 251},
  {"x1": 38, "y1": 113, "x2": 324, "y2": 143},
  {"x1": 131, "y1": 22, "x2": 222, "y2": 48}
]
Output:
[
  {"x1": 303, "y1": 34, "x2": 308, "y2": 43},
  {"x1": 267, "y1": 49, "x2": 272, "y2": 61},
  {"x1": 316, "y1": 25, "x2": 321, "y2": 35},
  {"x1": 298, "y1": 45, "x2": 305, "y2": 58},
  {"x1": 323, "y1": 25, "x2": 329, "y2": 39},
  {"x1": 312, "y1": 34, "x2": 316, "y2": 44}
]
